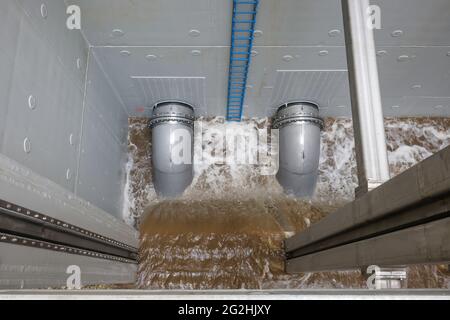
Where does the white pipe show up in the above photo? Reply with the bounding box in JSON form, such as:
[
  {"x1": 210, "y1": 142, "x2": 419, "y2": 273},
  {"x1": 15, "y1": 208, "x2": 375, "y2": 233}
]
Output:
[
  {"x1": 149, "y1": 102, "x2": 195, "y2": 198},
  {"x1": 342, "y1": 0, "x2": 390, "y2": 194},
  {"x1": 273, "y1": 102, "x2": 323, "y2": 198}
]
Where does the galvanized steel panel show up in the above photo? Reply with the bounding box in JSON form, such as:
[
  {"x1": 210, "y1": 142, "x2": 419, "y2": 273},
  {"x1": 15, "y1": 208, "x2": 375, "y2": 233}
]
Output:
[
  {"x1": 72, "y1": 0, "x2": 450, "y2": 118},
  {"x1": 0, "y1": 242, "x2": 136, "y2": 289}
]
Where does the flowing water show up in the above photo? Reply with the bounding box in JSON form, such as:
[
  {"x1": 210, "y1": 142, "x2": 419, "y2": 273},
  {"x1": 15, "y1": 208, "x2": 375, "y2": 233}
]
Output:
[{"x1": 124, "y1": 117, "x2": 450, "y2": 289}]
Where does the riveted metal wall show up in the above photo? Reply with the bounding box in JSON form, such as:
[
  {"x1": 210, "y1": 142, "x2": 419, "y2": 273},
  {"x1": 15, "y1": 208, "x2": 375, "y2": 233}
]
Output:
[
  {"x1": 71, "y1": 0, "x2": 450, "y2": 118},
  {"x1": 0, "y1": 0, "x2": 129, "y2": 219}
]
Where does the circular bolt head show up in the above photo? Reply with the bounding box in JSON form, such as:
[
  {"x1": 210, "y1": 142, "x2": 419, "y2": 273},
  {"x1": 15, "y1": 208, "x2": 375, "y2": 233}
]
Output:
[
  {"x1": 146, "y1": 54, "x2": 157, "y2": 61},
  {"x1": 28, "y1": 95, "x2": 36, "y2": 110},
  {"x1": 23, "y1": 138, "x2": 31, "y2": 154},
  {"x1": 391, "y1": 30, "x2": 404, "y2": 37},
  {"x1": 253, "y1": 30, "x2": 263, "y2": 38},
  {"x1": 40, "y1": 4, "x2": 48, "y2": 19},
  {"x1": 112, "y1": 29, "x2": 125, "y2": 37},
  {"x1": 69, "y1": 133, "x2": 75, "y2": 146},
  {"x1": 328, "y1": 29, "x2": 341, "y2": 37},
  {"x1": 189, "y1": 29, "x2": 200, "y2": 37},
  {"x1": 66, "y1": 169, "x2": 72, "y2": 181},
  {"x1": 120, "y1": 50, "x2": 131, "y2": 57}
]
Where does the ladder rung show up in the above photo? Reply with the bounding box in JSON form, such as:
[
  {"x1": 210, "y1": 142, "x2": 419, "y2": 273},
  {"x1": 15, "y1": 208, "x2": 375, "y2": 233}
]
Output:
[
  {"x1": 232, "y1": 36, "x2": 253, "y2": 40},
  {"x1": 233, "y1": 29, "x2": 252, "y2": 32},
  {"x1": 234, "y1": 1, "x2": 258, "y2": 4},
  {"x1": 232, "y1": 51, "x2": 250, "y2": 54},
  {"x1": 234, "y1": 11, "x2": 257, "y2": 14},
  {"x1": 233, "y1": 20, "x2": 255, "y2": 24}
]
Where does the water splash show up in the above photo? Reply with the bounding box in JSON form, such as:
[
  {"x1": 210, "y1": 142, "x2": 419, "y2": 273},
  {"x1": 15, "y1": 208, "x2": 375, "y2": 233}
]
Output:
[{"x1": 125, "y1": 116, "x2": 450, "y2": 289}]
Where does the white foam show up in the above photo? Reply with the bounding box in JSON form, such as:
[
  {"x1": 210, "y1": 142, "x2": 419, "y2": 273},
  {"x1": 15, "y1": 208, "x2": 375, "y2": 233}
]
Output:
[{"x1": 123, "y1": 117, "x2": 450, "y2": 225}]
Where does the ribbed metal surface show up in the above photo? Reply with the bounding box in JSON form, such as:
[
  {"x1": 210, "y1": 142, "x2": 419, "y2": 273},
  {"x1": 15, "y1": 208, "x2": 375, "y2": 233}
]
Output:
[
  {"x1": 73, "y1": 0, "x2": 450, "y2": 118},
  {"x1": 268, "y1": 70, "x2": 348, "y2": 115},
  {"x1": 132, "y1": 77, "x2": 207, "y2": 116}
]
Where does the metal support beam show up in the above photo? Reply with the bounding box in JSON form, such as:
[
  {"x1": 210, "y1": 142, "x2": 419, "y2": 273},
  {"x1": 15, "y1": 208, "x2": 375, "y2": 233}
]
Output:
[
  {"x1": 286, "y1": 217, "x2": 450, "y2": 273},
  {"x1": 0, "y1": 153, "x2": 138, "y2": 289},
  {"x1": 0, "y1": 199, "x2": 138, "y2": 261},
  {"x1": 342, "y1": 0, "x2": 390, "y2": 195},
  {"x1": 285, "y1": 145, "x2": 450, "y2": 273}
]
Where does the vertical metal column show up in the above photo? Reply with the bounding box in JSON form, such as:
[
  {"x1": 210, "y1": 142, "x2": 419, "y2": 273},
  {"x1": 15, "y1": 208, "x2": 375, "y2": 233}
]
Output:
[{"x1": 342, "y1": 0, "x2": 390, "y2": 196}]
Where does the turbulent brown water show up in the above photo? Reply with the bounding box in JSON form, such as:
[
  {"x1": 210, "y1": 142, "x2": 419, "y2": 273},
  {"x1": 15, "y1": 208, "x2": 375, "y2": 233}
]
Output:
[{"x1": 124, "y1": 117, "x2": 450, "y2": 289}]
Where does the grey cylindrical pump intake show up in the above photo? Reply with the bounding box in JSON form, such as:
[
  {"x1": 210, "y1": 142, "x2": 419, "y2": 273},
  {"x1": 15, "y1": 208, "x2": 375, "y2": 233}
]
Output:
[
  {"x1": 273, "y1": 102, "x2": 324, "y2": 198},
  {"x1": 149, "y1": 101, "x2": 195, "y2": 198}
]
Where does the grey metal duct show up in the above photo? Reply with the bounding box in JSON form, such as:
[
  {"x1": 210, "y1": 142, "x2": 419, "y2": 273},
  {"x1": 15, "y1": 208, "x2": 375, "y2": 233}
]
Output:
[
  {"x1": 273, "y1": 102, "x2": 324, "y2": 198},
  {"x1": 149, "y1": 102, "x2": 195, "y2": 198}
]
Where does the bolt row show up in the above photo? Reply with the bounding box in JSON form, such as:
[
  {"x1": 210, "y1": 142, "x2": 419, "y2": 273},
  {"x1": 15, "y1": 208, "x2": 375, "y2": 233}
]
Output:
[{"x1": 1, "y1": 200, "x2": 136, "y2": 251}]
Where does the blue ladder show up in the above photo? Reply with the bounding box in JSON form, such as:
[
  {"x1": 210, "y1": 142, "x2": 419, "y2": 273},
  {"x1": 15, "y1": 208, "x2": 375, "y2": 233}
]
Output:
[{"x1": 226, "y1": 0, "x2": 260, "y2": 122}]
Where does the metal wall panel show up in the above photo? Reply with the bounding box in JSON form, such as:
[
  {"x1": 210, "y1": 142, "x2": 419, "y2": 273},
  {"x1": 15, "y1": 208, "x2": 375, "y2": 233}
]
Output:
[
  {"x1": 76, "y1": 102, "x2": 127, "y2": 218},
  {"x1": 0, "y1": 153, "x2": 138, "y2": 248},
  {"x1": 266, "y1": 70, "x2": 348, "y2": 117},
  {"x1": 75, "y1": 51, "x2": 129, "y2": 218},
  {"x1": 0, "y1": 0, "x2": 131, "y2": 220},
  {"x1": 72, "y1": 0, "x2": 450, "y2": 118},
  {"x1": 92, "y1": 46, "x2": 228, "y2": 117},
  {"x1": 0, "y1": 243, "x2": 136, "y2": 289},
  {"x1": 69, "y1": 0, "x2": 232, "y2": 46},
  {"x1": 131, "y1": 76, "x2": 207, "y2": 115},
  {"x1": 1, "y1": 0, "x2": 87, "y2": 193}
]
